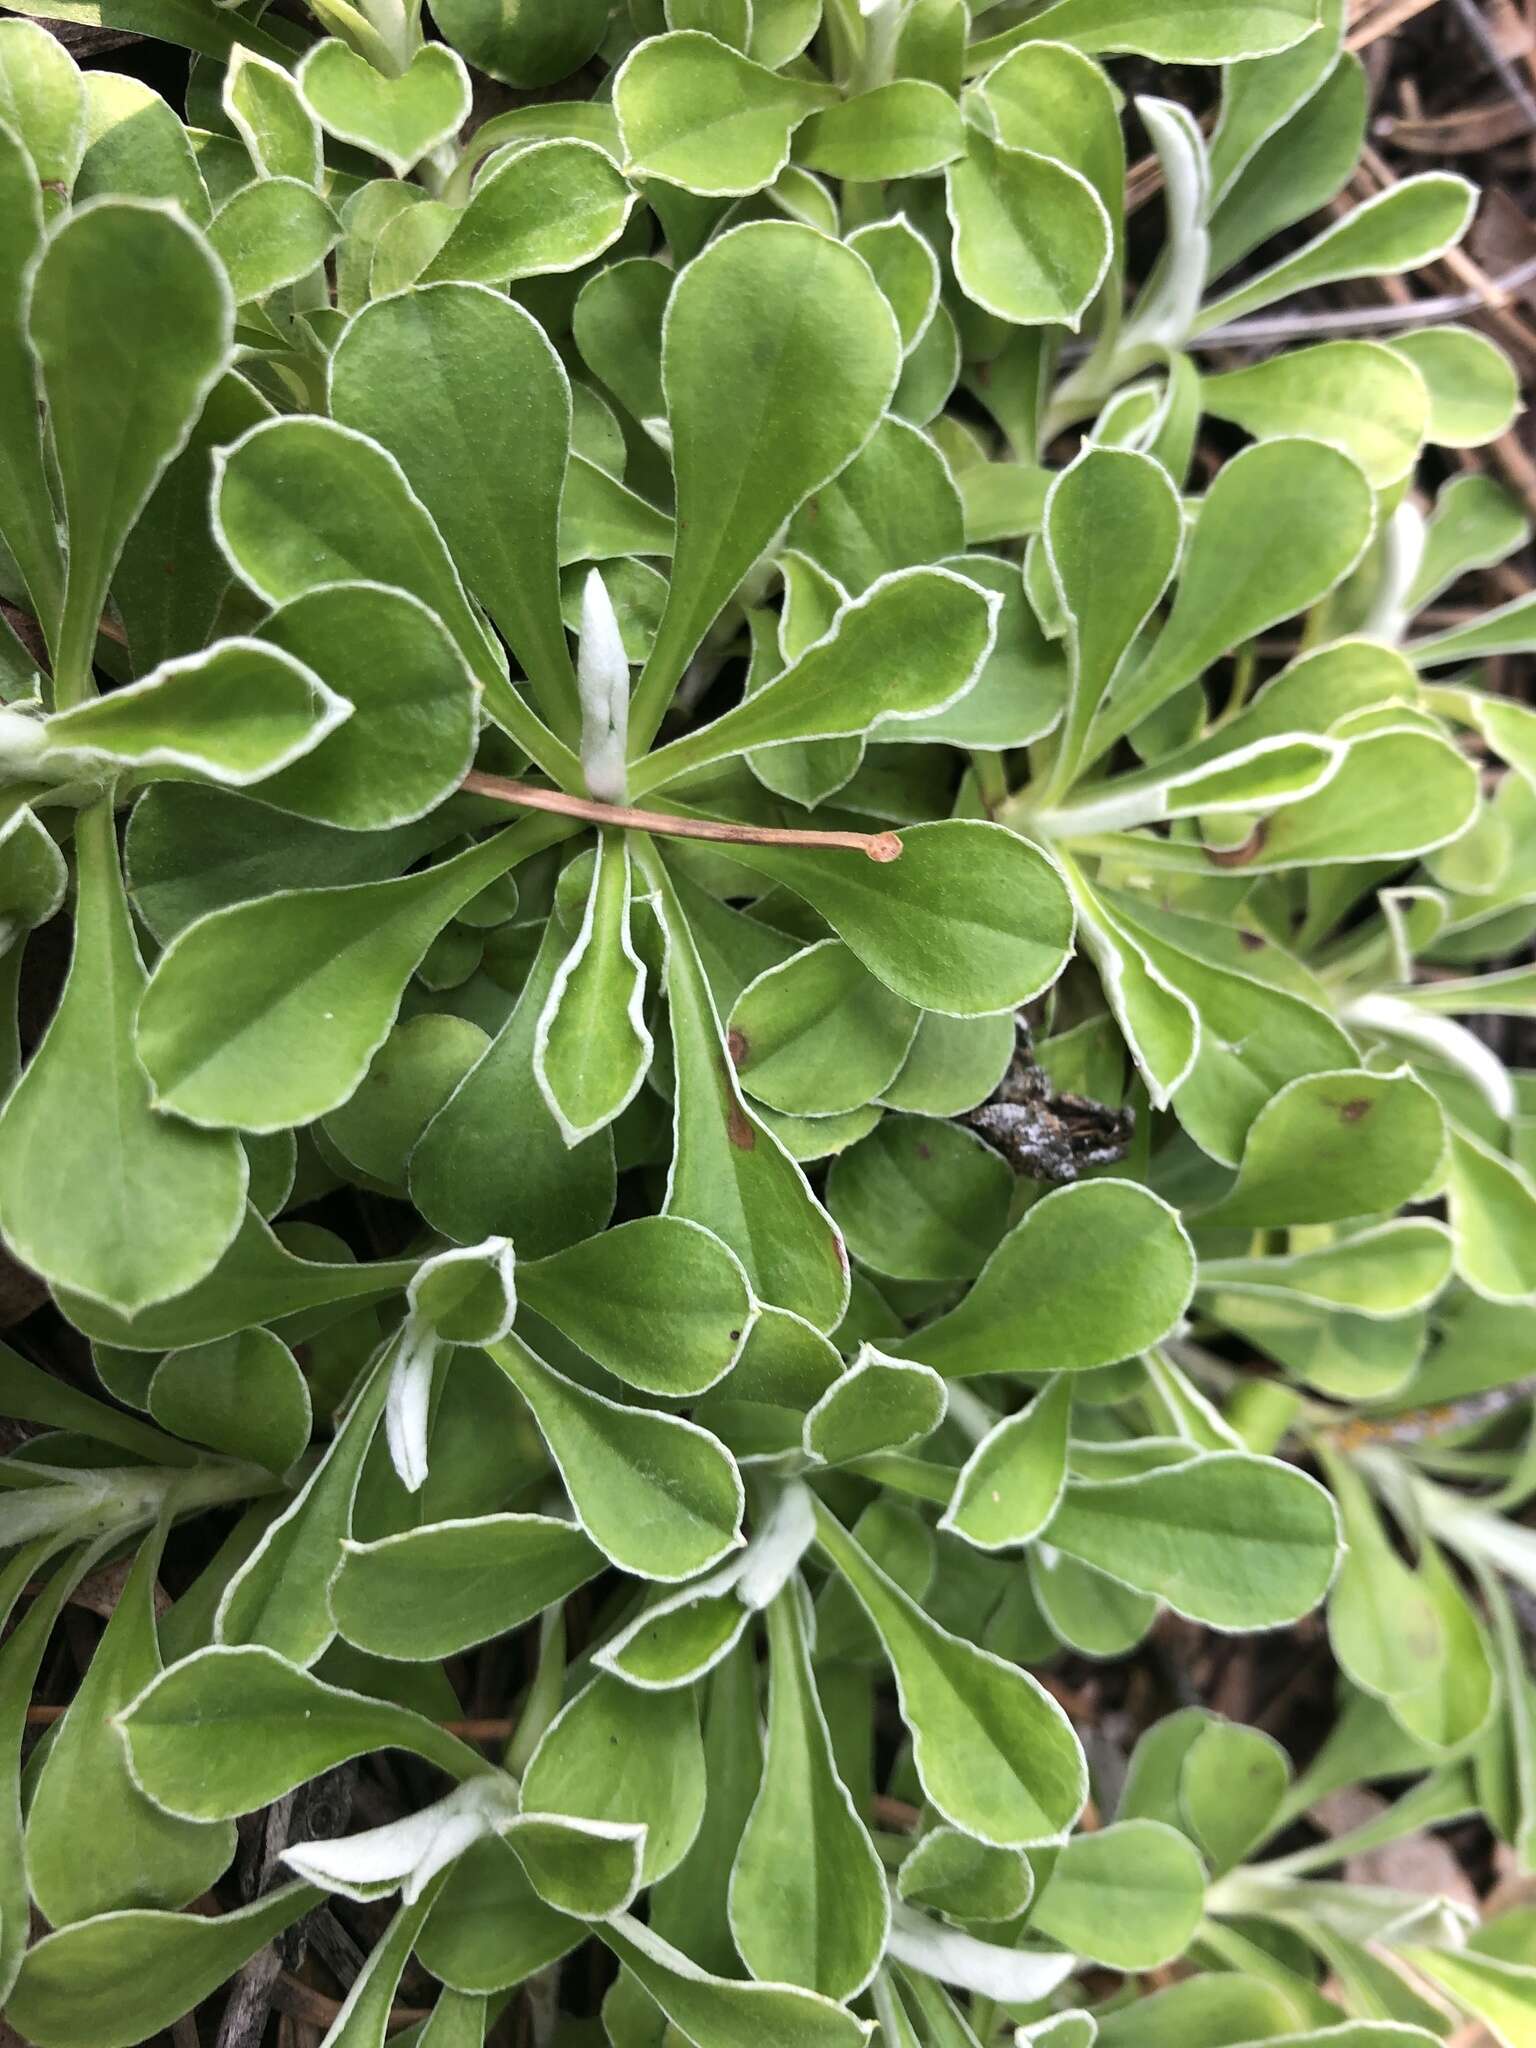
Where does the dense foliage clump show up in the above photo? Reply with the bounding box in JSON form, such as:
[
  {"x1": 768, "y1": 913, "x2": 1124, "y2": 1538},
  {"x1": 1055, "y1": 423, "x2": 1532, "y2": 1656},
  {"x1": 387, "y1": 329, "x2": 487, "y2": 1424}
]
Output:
[{"x1": 1, "y1": 1, "x2": 1536, "y2": 2043}]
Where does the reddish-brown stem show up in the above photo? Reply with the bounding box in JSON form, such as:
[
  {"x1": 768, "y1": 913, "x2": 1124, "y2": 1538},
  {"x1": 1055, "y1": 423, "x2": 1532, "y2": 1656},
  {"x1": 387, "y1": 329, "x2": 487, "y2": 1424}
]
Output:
[{"x1": 461, "y1": 771, "x2": 904, "y2": 863}]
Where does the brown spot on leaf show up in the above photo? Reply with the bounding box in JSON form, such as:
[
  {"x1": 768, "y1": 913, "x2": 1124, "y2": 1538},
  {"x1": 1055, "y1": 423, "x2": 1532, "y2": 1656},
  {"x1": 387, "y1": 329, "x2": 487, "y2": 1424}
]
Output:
[
  {"x1": 1339, "y1": 1097, "x2": 1373, "y2": 1123},
  {"x1": 1205, "y1": 821, "x2": 1269, "y2": 869},
  {"x1": 915, "y1": 1142, "x2": 932, "y2": 1160},
  {"x1": 727, "y1": 1099, "x2": 757, "y2": 1150},
  {"x1": 727, "y1": 1028, "x2": 749, "y2": 1067},
  {"x1": 1237, "y1": 929, "x2": 1266, "y2": 952}
]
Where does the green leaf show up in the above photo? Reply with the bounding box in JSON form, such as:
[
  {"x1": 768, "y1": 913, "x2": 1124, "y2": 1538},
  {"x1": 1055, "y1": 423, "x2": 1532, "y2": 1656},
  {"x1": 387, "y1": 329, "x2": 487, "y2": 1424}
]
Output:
[
  {"x1": 804, "y1": 1346, "x2": 948, "y2": 1464},
  {"x1": 1391, "y1": 325, "x2": 1522, "y2": 449},
  {"x1": 214, "y1": 1342, "x2": 392, "y2": 1665},
  {"x1": 55, "y1": 1204, "x2": 417, "y2": 1352},
  {"x1": 1095, "y1": 439, "x2": 1376, "y2": 751},
  {"x1": 971, "y1": 0, "x2": 1321, "y2": 63},
  {"x1": 119, "y1": 1645, "x2": 492, "y2": 1819},
  {"x1": 1179, "y1": 1716, "x2": 1291, "y2": 1871},
  {"x1": 1209, "y1": 49, "x2": 1366, "y2": 278},
  {"x1": 631, "y1": 220, "x2": 901, "y2": 747},
  {"x1": 224, "y1": 46, "x2": 320, "y2": 186},
  {"x1": 946, "y1": 129, "x2": 1111, "y2": 330},
  {"x1": 430, "y1": 0, "x2": 610, "y2": 87},
  {"x1": 647, "y1": 851, "x2": 850, "y2": 1334},
  {"x1": 332, "y1": 1514, "x2": 601, "y2": 1661},
  {"x1": 729, "y1": 1582, "x2": 888, "y2": 1998},
  {"x1": 134, "y1": 818, "x2": 558, "y2": 1132},
  {"x1": 299, "y1": 38, "x2": 471, "y2": 177},
  {"x1": 24, "y1": 1522, "x2": 236, "y2": 1925},
  {"x1": 2, "y1": 1882, "x2": 322, "y2": 2048},
  {"x1": 148, "y1": 1327, "x2": 311, "y2": 1473},
  {"x1": 251, "y1": 582, "x2": 479, "y2": 829},
  {"x1": 422, "y1": 140, "x2": 635, "y2": 285},
  {"x1": 329, "y1": 281, "x2": 579, "y2": 739},
  {"x1": 796, "y1": 80, "x2": 963, "y2": 180},
  {"x1": 602, "y1": 1910, "x2": 873, "y2": 2048},
  {"x1": 1446, "y1": 1123, "x2": 1536, "y2": 1304},
  {"x1": 940, "y1": 1374, "x2": 1072, "y2": 1552},
  {"x1": 0, "y1": 0, "x2": 292, "y2": 65},
  {"x1": 1202, "y1": 341, "x2": 1431, "y2": 489},
  {"x1": 0, "y1": 18, "x2": 84, "y2": 210},
  {"x1": 489, "y1": 1333, "x2": 744, "y2": 1581},
  {"x1": 883, "y1": 1008, "x2": 1016, "y2": 1118},
  {"x1": 1041, "y1": 444, "x2": 1182, "y2": 794},
  {"x1": 1198, "y1": 173, "x2": 1477, "y2": 331},
  {"x1": 39, "y1": 637, "x2": 351, "y2": 787},
  {"x1": 894, "y1": 1179, "x2": 1195, "y2": 1379},
  {"x1": 1200, "y1": 1067, "x2": 1446, "y2": 1226},
  {"x1": 1045, "y1": 1450, "x2": 1341, "y2": 1627},
  {"x1": 535, "y1": 833, "x2": 652, "y2": 1143},
  {"x1": 595, "y1": 1568, "x2": 753, "y2": 1692},
  {"x1": 0, "y1": 803, "x2": 247, "y2": 1313},
  {"x1": 1063, "y1": 862, "x2": 1198, "y2": 1109},
  {"x1": 520, "y1": 1216, "x2": 754, "y2": 1398},
  {"x1": 848, "y1": 216, "x2": 940, "y2": 354},
  {"x1": 522, "y1": 1673, "x2": 704, "y2": 1884},
  {"x1": 812, "y1": 1498, "x2": 1086, "y2": 1845},
  {"x1": 208, "y1": 177, "x2": 339, "y2": 303},
  {"x1": 826, "y1": 1115, "x2": 1013, "y2": 1283},
  {"x1": 0, "y1": 120, "x2": 61, "y2": 632},
  {"x1": 896, "y1": 1826, "x2": 1034, "y2": 1925},
  {"x1": 638, "y1": 566, "x2": 999, "y2": 790},
  {"x1": 706, "y1": 820, "x2": 1075, "y2": 1018},
  {"x1": 1029, "y1": 1819, "x2": 1205, "y2": 1969},
  {"x1": 614, "y1": 32, "x2": 832, "y2": 195},
  {"x1": 411, "y1": 902, "x2": 617, "y2": 1255},
  {"x1": 729, "y1": 939, "x2": 921, "y2": 1117},
  {"x1": 1198, "y1": 1219, "x2": 1455, "y2": 1317},
  {"x1": 27, "y1": 198, "x2": 233, "y2": 703},
  {"x1": 1231, "y1": 726, "x2": 1478, "y2": 868}
]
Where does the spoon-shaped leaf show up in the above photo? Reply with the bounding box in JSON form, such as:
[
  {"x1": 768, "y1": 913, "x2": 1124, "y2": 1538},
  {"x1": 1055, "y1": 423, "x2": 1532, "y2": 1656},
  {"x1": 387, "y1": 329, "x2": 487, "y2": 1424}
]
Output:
[
  {"x1": 212, "y1": 415, "x2": 570, "y2": 780},
  {"x1": 940, "y1": 1374, "x2": 1073, "y2": 1553},
  {"x1": 2, "y1": 1882, "x2": 322, "y2": 2048},
  {"x1": 411, "y1": 901, "x2": 617, "y2": 1255},
  {"x1": 946, "y1": 131, "x2": 1111, "y2": 329},
  {"x1": 804, "y1": 1348, "x2": 948, "y2": 1466},
  {"x1": 706, "y1": 820, "x2": 1075, "y2": 1018},
  {"x1": 892, "y1": 1180, "x2": 1195, "y2": 1379},
  {"x1": 27, "y1": 197, "x2": 233, "y2": 700},
  {"x1": 252, "y1": 583, "x2": 480, "y2": 829},
  {"x1": 970, "y1": 0, "x2": 1320, "y2": 63},
  {"x1": 25, "y1": 1520, "x2": 236, "y2": 1925},
  {"x1": 1045, "y1": 1451, "x2": 1342, "y2": 1628},
  {"x1": 613, "y1": 32, "x2": 833, "y2": 196},
  {"x1": 332, "y1": 1515, "x2": 603, "y2": 1662},
  {"x1": 214, "y1": 1341, "x2": 393, "y2": 1666},
  {"x1": 0, "y1": 803, "x2": 247, "y2": 1312},
  {"x1": 602, "y1": 1912, "x2": 872, "y2": 2048},
  {"x1": 489, "y1": 1333, "x2": 744, "y2": 1582},
  {"x1": 729, "y1": 1582, "x2": 888, "y2": 1999},
  {"x1": 645, "y1": 848, "x2": 851, "y2": 1334},
  {"x1": 421, "y1": 139, "x2": 635, "y2": 285},
  {"x1": 135, "y1": 815, "x2": 564, "y2": 1132},
  {"x1": 811, "y1": 1498, "x2": 1087, "y2": 1845},
  {"x1": 728, "y1": 939, "x2": 921, "y2": 1118},
  {"x1": 119, "y1": 1645, "x2": 491, "y2": 1820},
  {"x1": 1198, "y1": 173, "x2": 1477, "y2": 331},
  {"x1": 1040, "y1": 444, "x2": 1182, "y2": 796},
  {"x1": 1200, "y1": 1067, "x2": 1446, "y2": 1227},
  {"x1": 0, "y1": 122, "x2": 61, "y2": 630},
  {"x1": 54, "y1": 1204, "x2": 418, "y2": 1352},
  {"x1": 630, "y1": 221, "x2": 902, "y2": 749},
  {"x1": 1093, "y1": 439, "x2": 1376, "y2": 753},
  {"x1": 535, "y1": 831, "x2": 653, "y2": 1143},
  {"x1": 38, "y1": 638, "x2": 351, "y2": 788},
  {"x1": 522, "y1": 1673, "x2": 705, "y2": 1884},
  {"x1": 330, "y1": 282, "x2": 578, "y2": 738},
  {"x1": 1198, "y1": 1219, "x2": 1454, "y2": 1317},
  {"x1": 519, "y1": 1216, "x2": 754, "y2": 1398},
  {"x1": 148, "y1": 1327, "x2": 311, "y2": 1474},
  {"x1": 636, "y1": 566, "x2": 999, "y2": 791}
]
